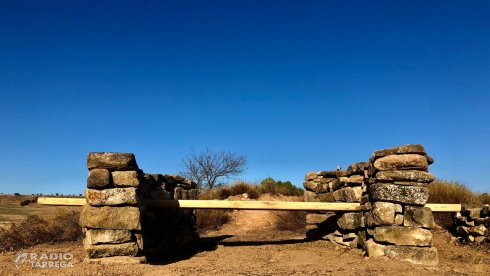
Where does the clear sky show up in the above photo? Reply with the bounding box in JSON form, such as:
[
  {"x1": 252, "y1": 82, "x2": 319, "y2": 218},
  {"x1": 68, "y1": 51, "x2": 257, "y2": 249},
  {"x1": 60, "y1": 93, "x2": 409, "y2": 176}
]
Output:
[{"x1": 1, "y1": 1, "x2": 489, "y2": 195}]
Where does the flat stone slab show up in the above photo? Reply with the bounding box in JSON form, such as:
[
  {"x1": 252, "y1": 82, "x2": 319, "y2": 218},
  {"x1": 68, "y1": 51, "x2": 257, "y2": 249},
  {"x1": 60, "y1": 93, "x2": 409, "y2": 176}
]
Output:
[
  {"x1": 375, "y1": 170, "x2": 435, "y2": 183},
  {"x1": 404, "y1": 206, "x2": 435, "y2": 229},
  {"x1": 332, "y1": 187, "x2": 363, "y2": 203},
  {"x1": 373, "y1": 154, "x2": 429, "y2": 171},
  {"x1": 371, "y1": 144, "x2": 427, "y2": 160},
  {"x1": 369, "y1": 184, "x2": 429, "y2": 205},
  {"x1": 84, "y1": 242, "x2": 139, "y2": 258},
  {"x1": 86, "y1": 188, "x2": 138, "y2": 206},
  {"x1": 384, "y1": 246, "x2": 439, "y2": 267},
  {"x1": 87, "y1": 152, "x2": 138, "y2": 171},
  {"x1": 374, "y1": 226, "x2": 433, "y2": 246},
  {"x1": 80, "y1": 205, "x2": 141, "y2": 230},
  {"x1": 85, "y1": 229, "x2": 133, "y2": 245}
]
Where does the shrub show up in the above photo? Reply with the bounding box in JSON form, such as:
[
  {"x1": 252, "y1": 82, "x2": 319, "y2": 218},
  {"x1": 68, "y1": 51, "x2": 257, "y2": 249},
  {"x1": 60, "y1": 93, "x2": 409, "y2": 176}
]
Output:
[
  {"x1": 428, "y1": 179, "x2": 480, "y2": 205},
  {"x1": 260, "y1": 177, "x2": 303, "y2": 196},
  {"x1": 196, "y1": 209, "x2": 231, "y2": 231},
  {"x1": 273, "y1": 211, "x2": 307, "y2": 231},
  {"x1": 0, "y1": 209, "x2": 82, "y2": 252}
]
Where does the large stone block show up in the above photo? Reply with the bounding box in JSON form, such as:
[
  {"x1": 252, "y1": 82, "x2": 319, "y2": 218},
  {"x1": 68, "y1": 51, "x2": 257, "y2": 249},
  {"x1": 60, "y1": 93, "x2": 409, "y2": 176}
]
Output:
[
  {"x1": 87, "y1": 152, "x2": 138, "y2": 171},
  {"x1": 369, "y1": 184, "x2": 429, "y2": 205},
  {"x1": 337, "y1": 212, "x2": 364, "y2": 230},
  {"x1": 384, "y1": 246, "x2": 438, "y2": 266},
  {"x1": 373, "y1": 154, "x2": 428, "y2": 171},
  {"x1": 86, "y1": 188, "x2": 138, "y2": 206},
  {"x1": 339, "y1": 175, "x2": 364, "y2": 186},
  {"x1": 374, "y1": 226, "x2": 433, "y2": 246},
  {"x1": 366, "y1": 202, "x2": 396, "y2": 227},
  {"x1": 86, "y1": 229, "x2": 132, "y2": 245},
  {"x1": 87, "y1": 169, "x2": 111, "y2": 189},
  {"x1": 84, "y1": 242, "x2": 139, "y2": 258},
  {"x1": 112, "y1": 171, "x2": 141, "y2": 187},
  {"x1": 404, "y1": 206, "x2": 435, "y2": 229},
  {"x1": 304, "y1": 191, "x2": 335, "y2": 202},
  {"x1": 80, "y1": 205, "x2": 141, "y2": 230},
  {"x1": 303, "y1": 181, "x2": 329, "y2": 193},
  {"x1": 346, "y1": 162, "x2": 371, "y2": 175},
  {"x1": 333, "y1": 187, "x2": 363, "y2": 203},
  {"x1": 371, "y1": 144, "x2": 427, "y2": 160},
  {"x1": 375, "y1": 170, "x2": 435, "y2": 183}
]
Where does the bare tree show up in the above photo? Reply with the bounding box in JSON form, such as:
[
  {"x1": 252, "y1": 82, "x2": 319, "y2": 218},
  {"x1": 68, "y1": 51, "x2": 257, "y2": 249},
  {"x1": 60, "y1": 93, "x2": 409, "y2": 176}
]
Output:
[{"x1": 180, "y1": 149, "x2": 246, "y2": 190}]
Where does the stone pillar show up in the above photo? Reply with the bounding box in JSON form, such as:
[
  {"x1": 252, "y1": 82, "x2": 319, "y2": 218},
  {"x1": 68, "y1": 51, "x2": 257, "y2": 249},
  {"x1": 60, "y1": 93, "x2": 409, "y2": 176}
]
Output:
[
  {"x1": 80, "y1": 152, "x2": 146, "y2": 264},
  {"x1": 363, "y1": 144, "x2": 439, "y2": 266}
]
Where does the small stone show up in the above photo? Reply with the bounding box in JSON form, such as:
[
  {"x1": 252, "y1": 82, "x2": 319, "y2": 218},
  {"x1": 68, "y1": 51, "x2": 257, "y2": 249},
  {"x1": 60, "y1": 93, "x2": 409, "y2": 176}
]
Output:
[
  {"x1": 404, "y1": 206, "x2": 436, "y2": 229},
  {"x1": 371, "y1": 144, "x2": 427, "y2": 161},
  {"x1": 469, "y1": 225, "x2": 486, "y2": 236},
  {"x1": 85, "y1": 229, "x2": 132, "y2": 245},
  {"x1": 306, "y1": 213, "x2": 335, "y2": 224},
  {"x1": 343, "y1": 232, "x2": 358, "y2": 240},
  {"x1": 373, "y1": 154, "x2": 429, "y2": 171},
  {"x1": 384, "y1": 246, "x2": 438, "y2": 267},
  {"x1": 395, "y1": 204, "x2": 403, "y2": 213},
  {"x1": 366, "y1": 202, "x2": 396, "y2": 227},
  {"x1": 374, "y1": 226, "x2": 433, "y2": 246},
  {"x1": 394, "y1": 214, "x2": 404, "y2": 225},
  {"x1": 333, "y1": 187, "x2": 363, "y2": 203},
  {"x1": 475, "y1": 236, "x2": 487, "y2": 243},
  {"x1": 346, "y1": 162, "x2": 371, "y2": 175},
  {"x1": 369, "y1": 184, "x2": 429, "y2": 205},
  {"x1": 456, "y1": 226, "x2": 469, "y2": 236},
  {"x1": 303, "y1": 191, "x2": 335, "y2": 202},
  {"x1": 87, "y1": 169, "x2": 111, "y2": 189},
  {"x1": 337, "y1": 213, "x2": 364, "y2": 230},
  {"x1": 112, "y1": 171, "x2": 141, "y2": 187},
  {"x1": 80, "y1": 205, "x2": 141, "y2": 230},
  {"x1": 84, "y1": 242, "x2": 139, "y2": 258},
  {"x1": 134, "y1": 232, "x2": 144, "y2": 251},
  {"x1": 87, "y1": 152, "x2": 138, "y2": 171},
  {"x1": 86, "y1": 188, "x2": 138, "y2": 206},
  {"x1": 481, "y1": 205, "x2": 489, "y2": 217},
  {"x1": 364, "y1": 239, "x2": 386, "y2": 257},
  {"x1": 462, "y1": 207, "x2": 482, "y2": 219},
  {"x1": 375, "y1": 170, "x2": 435, "y2": 183},
  {"x1": 305, "y1": 172, "x2": 320, "y2": 181}
]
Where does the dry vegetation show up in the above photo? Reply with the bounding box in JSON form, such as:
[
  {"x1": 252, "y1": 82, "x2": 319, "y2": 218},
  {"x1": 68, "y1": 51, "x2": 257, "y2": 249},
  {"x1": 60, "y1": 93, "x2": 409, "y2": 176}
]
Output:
[{"x1": 0, "y1": 209, "x2": 81, "y2": 252}]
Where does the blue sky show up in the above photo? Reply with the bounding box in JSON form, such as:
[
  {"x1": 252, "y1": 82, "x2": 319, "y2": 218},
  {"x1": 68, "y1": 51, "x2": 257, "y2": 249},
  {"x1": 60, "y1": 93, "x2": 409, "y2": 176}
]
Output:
[{"x1": 1, "y1": 1, "x2": 489, "y2": 195}]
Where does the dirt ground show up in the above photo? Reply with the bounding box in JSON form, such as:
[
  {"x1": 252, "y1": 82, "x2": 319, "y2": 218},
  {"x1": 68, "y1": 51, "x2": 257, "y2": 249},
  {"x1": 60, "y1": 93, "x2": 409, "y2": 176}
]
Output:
[{"x1": 1, "y1": 208, "x2": 489, "y2": 276}]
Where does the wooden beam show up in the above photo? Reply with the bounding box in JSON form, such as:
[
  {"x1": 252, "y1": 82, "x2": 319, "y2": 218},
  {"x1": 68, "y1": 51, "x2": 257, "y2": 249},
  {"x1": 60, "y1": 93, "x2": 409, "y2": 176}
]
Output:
[{"x1": 37, "y1": 197, "x2": 462, "y2": 212}]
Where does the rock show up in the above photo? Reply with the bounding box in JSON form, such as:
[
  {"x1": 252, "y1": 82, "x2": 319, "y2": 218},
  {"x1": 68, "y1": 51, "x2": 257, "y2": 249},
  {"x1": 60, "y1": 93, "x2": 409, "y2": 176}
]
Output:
[
  {"x1": 112, "y1": 171, "x2": 141, "y2": 187},
  {"x1": 304, "y1": 191, "x2": 335, "y2": 202},
  {"x1": 394, "y1": 214, "x2": 404, "y2": 225},
  {"x1": 85, "y1": 256, "x2": 146, "y2": 264},
  {"x1": 482, "y1": 205, "x2": 489, "y2": 217},
  {"x1": 366, "y1": 202, "x2": 396, "y2": 226},
  {"x1": 395, "y1": 204, "x2": 402, "y2": 213},
  {"x1": 80, "y1": 205, "x2": 141, "y2": 230},
  {"x1": 462, "y1": 207, "x2": 482, "y2": 219},
  {"x1": 87, "y1": 169, "x2": 112, "y2": 189},
  {"x1": 306, "y1": 213, "x2": 336, "y2": 224},
  {"x1": 303, "y1": 181, "x2": 329, "y2": 193},
  {"x1": 371, "y1": 144, "x2": 427, "y2": 161},
  {"x1": 305, "y1": 172, "x2": 320, "y2": 181},
  {"x1": 337, "y1": 213, "x2": 364, "y2": 230},
  {"x1": 346, "y1": 162, "x2": 371, "y2": 175},
  {"x1": 384, "y1": 246, "x2": 438, "y2": 266},
  {"x1": 404, "y1": 207, "x2": 435, "y2": 229},
  {"x1": 369, "y1": 184, "x2": 429, "y2": 205},
  {"x1": 364, "y1": 239, "x2": 387, "y2": 257},
  {"x1": 86, "y1": 188, "x2": 138, "y2": 206},
  {"x1": 373, "y1": 154, "x2": 428, "y2": 171},
  {"x1": 333, "y1": 187, "x2": 363, "y2": 203},
  {"x1": 469, "y1": 225, "x2": 486, "y2": 236},
  {"x1": 134, "y1": 232, "x2": 144, "y2": 251},
  {"x1": 339, "y1": 175, "x2": 364, "y2": 185},
  {"x1": 318, "y1": 171, "x2": 339, "y2": 178},
  {"x1": 374, "y1": 226, "x2": 433, "y2": 246},
  {"x1": 426, "y1": 155, "x2": 434, "y2": 165},
  {"x1": 475, "y1": 236, "x2": 487, "y2": 243},
  {"x1": 87, "y1": 152, "x2": 138, "y2": 171},
  {"x1": 375, "y1": 170, "x2": 435, "y2": 183},
  {"x1": 84, "y1": 242, "x2": 139, "y2": 258},
  {"x1": 343, "y1": 232, "x2": 358, "y2": 240},
  {"x1": 174, "y1": 187, "x2": 198, "y2": 200},
  {"x1": 85, "y1": 229, "x2": 132, "y2": 245},
  {"x1": 456, "y1": 226, "x2": 469, "y2": 236}
]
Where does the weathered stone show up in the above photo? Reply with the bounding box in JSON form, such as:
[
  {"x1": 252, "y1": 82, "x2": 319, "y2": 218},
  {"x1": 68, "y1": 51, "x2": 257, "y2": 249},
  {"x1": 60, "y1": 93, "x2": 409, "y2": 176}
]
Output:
[
  {"x1": 339, "y1": 175, "x2": 364, "y2": 185},
  {"x1": 86, "y1": 188, "x2": 138, "y2": 206},
  {"x1": 384, "y1": 246, "x2": 438, "y2": 266},
  {"x1": 305, "y1": 172, "x2": 320, "y2": 181},
  {"x1": 134, "y1": 232, "x2": 144, "y2": 251},
  {"x1": 369, "y1": 184, "x2": 429, "y2": 205},
  {"x1": 404, "y1": 207, "x2": 435, "y2": 229},
  {"x1": 475, "y1": 236, "x2": 487, "y2": 243},
  {"x1": 469, "y1": 225, "x2": 486, "y2": 236},
  {"x1": 112, "y1": 171, "x2": 141, "y2": 187},
  {"x1": 87, "y1": 169, "x2": 111, "y2": 189},
  {"x1": 318, "y1": 171, "x2": 339, "y2": 178},
  {"x1": 366, "y1": 202, "x2": 396, "y2": 227},
  {"x1": 343, "y1": 232, "x2": 358, "y2": 240},
  {"x1": 304, "y1": 191, "x2": 335, "y2": 202},
  {"x1": 303, "y1": 181, "x2": 328, "y2": 193},
  {"x1": 84, "y1": 242, "x2": 139, "y2": 258},
  {"x1": 374, "y1": 226, "x2": 433, "y2": 246},
  {"x1": 85, "y1": 229, "x2": 132, "y2": 245},
  {"x1": 426, "y1": 155, "x2": 434, "y2": 165},
  {"x1": 394, "y1": 214, "x2": 404, "y2": 225},
  {"x1": 463, "y1": 207, "x2": 482, "y2": 219},
  {"x1": 337, "y1": 213, "x2": 364, "y2": 230},
  {"x1": 456, "y1": 226, "x2": 469, "y2": 235},
  {"x1": 375, "y1": 170, "x2": 435, "y2": 183},
  {"x1": 80, "y1": 205, "x2": 141, "y2": 230},
  {"x1": 364, "y1": 239, "x2": 386, "y2": 257},
  {"x1": 371, "y1": 144, "x2": 427, "y2": 160},
  {"x1": 333, "y1": 187, "x2": 363, "y2": 203},
  {"x1": 306, "y1": 213, "x2": 335, "y2": 224},
  {"x1": 373, "y1": 154, "x2": 428, "y2": 171},
  {"x1": 481, "y1": 205, "x2": 489, "y2": 217},
  {"x1": 395, "y1": 204, "x2": 402, "y2": 213},
  {"x1": 87, "y1": 152, "x2": 138, "y2": 171},
  {"x1": 346, "y1": 162, "x2": 371, "y2": 175},
  {"x1": 85, "y1": 256, "x2": 146, "y2": 264}
]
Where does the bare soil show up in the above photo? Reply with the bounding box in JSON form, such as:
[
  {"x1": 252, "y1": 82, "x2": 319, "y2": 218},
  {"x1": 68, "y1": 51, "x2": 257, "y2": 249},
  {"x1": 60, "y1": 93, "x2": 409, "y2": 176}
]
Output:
[{"x1": 1, "y1": 206, "x2": 489, "y2": 275}]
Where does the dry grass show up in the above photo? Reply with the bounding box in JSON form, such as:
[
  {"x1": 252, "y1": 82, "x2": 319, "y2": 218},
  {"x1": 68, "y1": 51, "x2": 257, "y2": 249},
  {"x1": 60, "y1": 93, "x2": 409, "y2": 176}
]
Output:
[
  {"x1": 271, "y1": 196, "x2": 306, "y2": 231},
  {"x1": 0, "y1": 209, "x2": 82, "y2": 252}
]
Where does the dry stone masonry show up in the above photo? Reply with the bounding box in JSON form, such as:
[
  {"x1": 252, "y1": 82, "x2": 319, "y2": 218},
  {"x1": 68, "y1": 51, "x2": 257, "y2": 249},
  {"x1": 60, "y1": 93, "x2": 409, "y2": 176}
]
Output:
[
  {"x1": 453, "y1": 205, "x2": 490, "y2": 243},
  {"x1": 80, "y1": 152, "x2": 198, "y2": 263},
  {"x1": 304, "y1": 144, "x2": 439, "y2": 266}
]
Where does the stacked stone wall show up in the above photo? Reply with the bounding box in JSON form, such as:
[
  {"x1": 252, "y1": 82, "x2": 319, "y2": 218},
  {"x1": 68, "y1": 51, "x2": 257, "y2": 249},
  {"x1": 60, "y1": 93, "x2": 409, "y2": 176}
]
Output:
[{"x1": 453, "y1": 205, "x2": 490, "y2": 243}]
